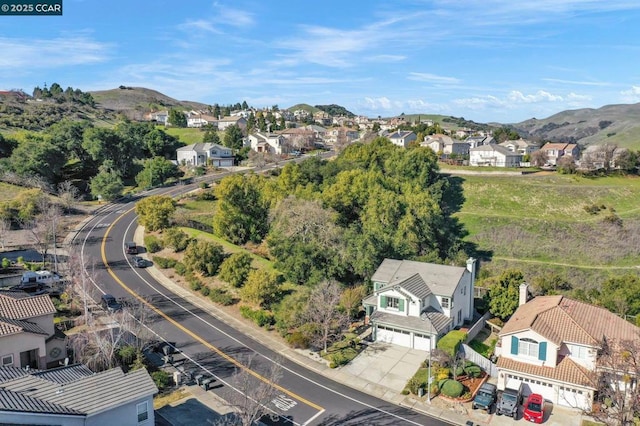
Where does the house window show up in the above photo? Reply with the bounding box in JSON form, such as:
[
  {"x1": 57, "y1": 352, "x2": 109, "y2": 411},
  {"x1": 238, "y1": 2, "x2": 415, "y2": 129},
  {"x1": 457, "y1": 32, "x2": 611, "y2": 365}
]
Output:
[
  {"x1": 457, "y1": 310, "x2": 462, "y2": 323},
  {"x1": 137, "y1": 401, "x2": 149, "y2": 422},
  {"x1": 518, "y1": 338, "x2": 539, "y2": 358},
  {"x1": 570, "y1": 345, "x2": 588, "y2": 359},
  {"x1": 387, "y1": 297, "x2": 399, "y2": 309},
  {"x1": 1, "y1": 354, "x2": 13, "y2": 366},
  {"x1": 441, "y1": 297, "x2": 450, "y2": 309}
]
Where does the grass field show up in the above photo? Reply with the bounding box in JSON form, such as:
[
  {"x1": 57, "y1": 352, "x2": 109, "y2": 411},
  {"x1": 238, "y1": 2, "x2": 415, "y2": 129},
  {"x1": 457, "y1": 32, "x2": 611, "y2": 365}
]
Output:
[
  {"x1": 454, "y1": 172, "x2": 640, "y2": 287},
  {"x1": 162, "y1": 126, "x2": 216, "y2": 145}
]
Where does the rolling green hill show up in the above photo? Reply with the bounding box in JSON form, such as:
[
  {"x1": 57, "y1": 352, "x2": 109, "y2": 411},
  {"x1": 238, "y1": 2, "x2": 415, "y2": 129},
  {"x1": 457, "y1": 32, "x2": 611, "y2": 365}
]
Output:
[{"x1": 286, "y1": 103, "x2": 321, "y2": 114}]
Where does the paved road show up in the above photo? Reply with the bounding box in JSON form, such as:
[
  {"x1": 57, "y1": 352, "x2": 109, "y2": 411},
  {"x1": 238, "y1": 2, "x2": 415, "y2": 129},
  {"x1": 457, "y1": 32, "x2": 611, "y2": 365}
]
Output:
[{"x1": 75, "y1": 172, "x2": 453, "y2": 425}]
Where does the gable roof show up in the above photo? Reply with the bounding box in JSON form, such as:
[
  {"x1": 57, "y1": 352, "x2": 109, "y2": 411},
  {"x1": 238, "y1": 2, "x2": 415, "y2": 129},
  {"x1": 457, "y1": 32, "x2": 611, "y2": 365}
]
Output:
[
  {"x1": 371, "y1": 307, "x2": 452, "y2": 335},
  {"x1": 0, "y1": 366, "x2": 157, "y2": 417},
  {"x1": 372, "y1": 258, "x2": 466, "y2": 298},
  {"x1": 0, "y1": 317, "x2": 47, "y2": 337},
  {"x1": 177, "y1": 142, "x2": 229, "y2": 153},
  {"x1": 0, "y1": 291, "x2": 55, "y2": 320},
  {"x1": 497, "y1": 355, "x2": 595, "y2": 389},
  {"x1": 500, "y1": 295, "x2": 640, "y2": 347},
  {"x1": 388, "y1": 130, "x2": 415, "y2": 140},
  {"x1": 470, "y1": 144, "x2": 520, "y2": 156}
]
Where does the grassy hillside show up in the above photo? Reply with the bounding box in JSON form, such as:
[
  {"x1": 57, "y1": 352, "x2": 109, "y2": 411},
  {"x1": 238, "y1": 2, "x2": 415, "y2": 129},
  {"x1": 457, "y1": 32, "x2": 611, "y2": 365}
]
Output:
[
  {"x1": 162, "y1": 127, "x2": 208, "y2": 145},
  {"x1": 286, "y1": 103, "x2": 320, "y2": 114},
  {"x1": 90, "y1": 87, "x2": 209, "y2": 112},
  {"x1": 454, "y1": 172, "x2": 640, "y2": 288}
]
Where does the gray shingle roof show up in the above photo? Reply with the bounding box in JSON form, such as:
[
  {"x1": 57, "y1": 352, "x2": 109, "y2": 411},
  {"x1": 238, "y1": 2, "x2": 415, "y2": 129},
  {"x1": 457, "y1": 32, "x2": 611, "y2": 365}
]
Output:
[
  {"x1": 0, "y1": 389, "x2": 83, "y2": 415},
  {"x1": 1, "y1": 367, "x2": 157, "y2": 416},
  {"x1": 372, "y1": 258, "x2": 466, "y2": 297},
  {"x1": 32, "y1": 364, "x2": 94, "y2": 384},
  {"x1": 371, "y1": 309, "x2": 451, "y2": 335}
]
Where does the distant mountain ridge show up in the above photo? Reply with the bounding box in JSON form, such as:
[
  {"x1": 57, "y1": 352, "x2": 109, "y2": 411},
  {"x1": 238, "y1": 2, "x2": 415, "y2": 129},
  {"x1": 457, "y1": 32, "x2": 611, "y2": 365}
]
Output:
[
  {"x1": 90, "y1": 87, "x2": 209, "y2": 113},
  {"x1": 511, "y1": 102, "x2": 640, "y2": 149}
]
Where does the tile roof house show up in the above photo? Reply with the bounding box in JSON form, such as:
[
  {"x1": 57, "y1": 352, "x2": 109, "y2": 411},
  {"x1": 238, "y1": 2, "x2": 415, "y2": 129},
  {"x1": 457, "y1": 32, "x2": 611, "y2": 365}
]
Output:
[
  {"x1": 469, "y1": 144, "x2": 522, "y2": 167},
  {"x1": 0, "y1": 364, "x2": 158, "y2": 425},
  {"x1": 495, "y1": 285, "x2": 640, "y2": 411},
  {"x1": 0, "y1": 290, "x2": 66, "y2": 370},
  {"x1": 362, "y1": 258, "x2": 476, "y2": 351},
  {"x1": 540, "y1": 142, "x2": 580, "y2": 165},
  {"x1": 388, "y1": 131, "x2": 417, "y2": 148},
  {"x1": 176, "y1": 142, "x2": 234, "y2": 167},
  {"x1": 248, "y1": 132, "x2": 285, "y2": 155}
]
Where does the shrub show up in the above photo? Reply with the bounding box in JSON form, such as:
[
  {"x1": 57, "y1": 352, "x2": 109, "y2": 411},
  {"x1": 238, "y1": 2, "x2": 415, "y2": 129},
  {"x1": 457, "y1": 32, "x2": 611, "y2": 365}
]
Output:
[
  {"x1": 440, "y1": 379, "x2": 464, "y2": 398},
  {"x1": 285, "y1": 330, "x2": 311, "y2": 349},
  {"x1": 436, "y1": 367, "x2": 451, "y2": 381},
  {"x1": 151, "y1": 370, "x2": 172, "y2": 391},
  {"x1": 163, "y1": 228, "x2": 191, "y2": 252},
  {"x1": 407, "y1": 377, "x2": 422, "y2": 395},
  {"x1": 200, "y1": 286, "x2": 210, "y2": 297},
  {"x1": 209, "y1": 288, "x2": 235, "y2": 306},
  {"x1": 464, "y1": 365, "x2": 482, "y2": 378},
  {"x1": 239, "y1": 306, "x2": 274, "y2": 327},
  {"x1": 144, "y1": 235, "x2": 163, "y2": 253},
  {"x1": 438, "y1": 378, "x2": 449, "y2": 389},
  {"x1": 189, "y1": 279, "x2": 202, "y2": 291},
  {"x1": 454, "y1": 365, "x2": 465, "y2": 377},
  {"x1": 329, "y1": 352, "x2": 350, "y2": 369},
  {"x1": 436, "y1": 330, "x2": 468, "y2": 357},
  {"x1": 1, "y1": 258, "x2": 10, "y2": 269},
  {"x1": 174, "y1": 262, "x2": 187, "y2": 276},
  {"x1": 152, "y1": 256, "x2": 177, "y2": 269}
]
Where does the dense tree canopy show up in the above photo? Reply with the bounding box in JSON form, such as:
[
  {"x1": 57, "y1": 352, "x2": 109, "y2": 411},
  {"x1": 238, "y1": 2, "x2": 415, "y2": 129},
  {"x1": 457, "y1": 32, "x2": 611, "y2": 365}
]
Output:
[{"x1": 135, "y1": 195, "x2": 176, "y2": 231}]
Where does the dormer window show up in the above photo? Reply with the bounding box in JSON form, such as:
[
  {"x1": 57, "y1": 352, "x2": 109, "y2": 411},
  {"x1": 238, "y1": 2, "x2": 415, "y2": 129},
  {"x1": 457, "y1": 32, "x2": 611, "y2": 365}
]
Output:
[{"x1": 387, "y1": 297, "x2": 399, "y2": 309}]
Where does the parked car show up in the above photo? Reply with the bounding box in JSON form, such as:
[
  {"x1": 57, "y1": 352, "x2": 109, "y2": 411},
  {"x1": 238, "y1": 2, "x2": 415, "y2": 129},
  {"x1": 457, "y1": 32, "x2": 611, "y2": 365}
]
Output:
[
  {"x1": 131, "y1": 256, "x2": 147, "y2": 268},
  {"x1": 497, "y1": 382, "x2": 524, "y2": 418},
  {"x1": 101, "y1": 294, "x2": 122, "y2": 313},
  {"x1": 472, "y1": 382, "x2": 497, "y2": 412},
  {"x1": 124, "y1": 241, "x2": 138, "y2": 254},
  {"x1": 523, "y1": 393, "x2": 545, "y2": 423}
]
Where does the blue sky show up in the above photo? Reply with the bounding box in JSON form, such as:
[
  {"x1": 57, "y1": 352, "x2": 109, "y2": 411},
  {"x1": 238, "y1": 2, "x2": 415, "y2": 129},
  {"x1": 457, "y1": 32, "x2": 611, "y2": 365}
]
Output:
[{"x1": 2, "y1": 0, "x2": 640, "y2": 123}]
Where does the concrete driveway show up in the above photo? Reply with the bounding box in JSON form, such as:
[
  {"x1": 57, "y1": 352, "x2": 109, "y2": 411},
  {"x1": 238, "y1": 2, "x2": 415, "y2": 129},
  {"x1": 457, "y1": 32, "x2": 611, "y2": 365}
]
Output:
[{"x1": 340, "y1": 342, "x2": 426, "y2": 393}]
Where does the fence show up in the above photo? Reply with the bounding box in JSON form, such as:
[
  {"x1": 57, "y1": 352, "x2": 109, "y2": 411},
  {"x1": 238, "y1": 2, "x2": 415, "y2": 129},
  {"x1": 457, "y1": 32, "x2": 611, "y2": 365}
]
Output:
[
  {"x1": 462, "y1": 343, "x2": 498, "y2": 377},
  {"x1": 465, "y1": 311, "x2": 491, "y2": 343}
]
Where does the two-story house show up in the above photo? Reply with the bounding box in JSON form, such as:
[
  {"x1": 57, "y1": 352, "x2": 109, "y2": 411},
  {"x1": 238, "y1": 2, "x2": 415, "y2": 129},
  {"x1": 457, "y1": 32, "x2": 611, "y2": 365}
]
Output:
[
  {"x1": 248, "y1": 132, "x2": 285, "y2": 155},
  {"x1": 540, "y1": 142, "x2": 580, "y2": 165},
  {"x1": 362, "y1": 258, "x2": 476, "y2": 351},
  {"x1": 469, "y1": 144, "x2": 522, "y2": 167},
  {"x1": 0, "y1": 364, "x2": 158, "y2": 425},
  {"x1": 422, "y1": 134, "x2": 470, "y2": 157},
  {"x1": 176, "y1": 142, "x2": 234, "y2": 167},
  {"x1": 499, "y1": 139, "x2": 540, "y2": 156},
  {"x1": 388, "y1": 131, "x2": 417, "y2": 148},
  {"x1": 496, "y1": 285, "x2": 640, "y2": 411},
  {"x1": 0, "y1": 290, "x2": 66, "y2": 369}
]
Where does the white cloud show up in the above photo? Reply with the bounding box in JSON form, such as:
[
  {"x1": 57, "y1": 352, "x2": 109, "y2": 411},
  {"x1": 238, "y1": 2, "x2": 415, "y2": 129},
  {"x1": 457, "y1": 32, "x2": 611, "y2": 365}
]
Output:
[
  {"x1": 507, "y1": 90, "x2": 563, "y2": 103},
  {"x1": 179, "y1": 19, "x2": 221, "y2": 34},
  {"x1": 366, "y1": 54, "x2": 406, "y2": 62},
  {"x1": 542, "y1": 78, "x2": 610, "y2": 87},
  {"x1": 620, "y1": 85, "x2": 640, "y2": 102},
  {"x1": 363, "y1": 96, "x2": 395, "y2": 111},
  {"x1": 407, "y1": 72, "x2": 460, "y2": 84},
  {"x1": 0, "y1": 36, "x2": 110, "y2": 69}
]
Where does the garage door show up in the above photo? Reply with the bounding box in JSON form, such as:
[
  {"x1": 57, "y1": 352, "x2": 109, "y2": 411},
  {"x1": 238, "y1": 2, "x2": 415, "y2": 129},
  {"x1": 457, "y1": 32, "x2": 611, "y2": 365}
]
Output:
[
  {"x1": 558, "y1": 387, "x2": 590, "y2": 410},
  {"x1": 414, "y1": 333, "x2": 432, "y2": 351},
  {"x1": 506, "y1": 374, "x2": 557, "y2": 403},
  {"x1": 376, "y1": 326, "x2": 411, "y2": 347}
]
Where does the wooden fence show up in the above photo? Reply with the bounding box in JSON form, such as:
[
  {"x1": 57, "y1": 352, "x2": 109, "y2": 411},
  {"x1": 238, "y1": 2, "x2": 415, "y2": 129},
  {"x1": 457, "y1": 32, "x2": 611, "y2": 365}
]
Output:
[{"x1": 462, "y1": 343, "x2": 498, "y2": 377}]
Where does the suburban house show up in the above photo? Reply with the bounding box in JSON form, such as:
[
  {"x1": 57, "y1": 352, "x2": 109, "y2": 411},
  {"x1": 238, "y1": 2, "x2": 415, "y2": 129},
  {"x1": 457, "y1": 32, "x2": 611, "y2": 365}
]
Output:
[
  {"x1": 469, "y1": 144, "x2": 522, "y2": 167},
  {"x1": 146, "y1": 111, "x2": 169, "y2": 125},
  {"x1": 540, "y1": 142, "x2": 580, "y2": 165},
  {"x1": 325, "y1": 127, "x2": 360, "y2": 146},
  {"x1": 186, "y1": 113, "x2": 216, "y2": 128},
  {"x1": 176, "y1": 143, "x2": 234, "y2": 167},
  {"x1": 217, "y1": 116, "x2": 247, "y2": 131},
  {"x1": 579, "y1": 145, "x2": 629, "y2": 170},
  {"x1": 277, "y1": 127, "x2": 319, "y2": 151},
  {"x1": 499, "y1": 139, "x2": 540, "y2": 155},
  {"x1": 388, "y1": 131, "x2": 417, "y2": 148},
  {"x1": 362, "y1": 258, "x2": 477, "y2": 351},
  {"x1": 0, "y1": 290, "x2": 66, "y2": 370},
  {"x1": 422, "y1": 134, "x2": 469, "y2": 157},
  {"x1": 0, "y1": 364, "x2": 158, "y2": 425},
  {"x1": 248, "y1": 132, "x2": 286, "y2": 155},
  {"x1": 496, "y1": 285, "x2": 640, "y2": 411},
  {"x1": 465, "y1": 135, "x2": 496, "y2": 149}
]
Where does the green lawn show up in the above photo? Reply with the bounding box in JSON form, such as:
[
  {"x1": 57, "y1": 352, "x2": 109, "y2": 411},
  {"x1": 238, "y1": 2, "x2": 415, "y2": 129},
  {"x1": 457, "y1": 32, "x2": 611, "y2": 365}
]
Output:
[
  {"x1": 455, "y1": 173, "x2": 640, "y2": 285},
  {"x1": 162, "y1": 126, "x2": 205, "y2": 145}
]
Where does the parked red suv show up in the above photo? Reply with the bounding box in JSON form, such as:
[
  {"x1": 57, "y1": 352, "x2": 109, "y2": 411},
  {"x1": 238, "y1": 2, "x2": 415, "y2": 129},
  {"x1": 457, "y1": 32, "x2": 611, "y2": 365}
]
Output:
[{"x1": 523, "y1": 393, "x2": 544, "y2": 423}]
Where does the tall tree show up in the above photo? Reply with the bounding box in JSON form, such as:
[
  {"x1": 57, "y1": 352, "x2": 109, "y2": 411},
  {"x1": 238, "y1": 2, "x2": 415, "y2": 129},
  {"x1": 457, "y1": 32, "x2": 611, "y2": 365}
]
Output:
[
  {"x1": 223, "y1": 124, "x2": 244, "y2": 150},
  {"x1": 240, "y1": 269, "x2": 283, "y2": 308},
  {"x1": 83, "y1": 127, "x2": 138, "y2": 179},
  {"x1": 135, "y1": 157, "x2": 182, "y2": 188},
  {"x1": 9, "y1": 133, "x2": 66, "y2": 185},
  {"x1": 135, "y1": 195, "x2": 176, "y2": 231},
  {"x1": 304, "y1": 280, "x2": 350, "y2": 353},
  {"x1": 182, "y1": 239, "x2": 225, "y2": 276},
  {"x1": 485, "y1": 269, "x2": 525, "y2": 320},
  {"x1": 168, "y1": 108, "x2": 187, "y2": 127},
  {"x1": 90, "y1": 165, "x2": 124, "y2": 201}
]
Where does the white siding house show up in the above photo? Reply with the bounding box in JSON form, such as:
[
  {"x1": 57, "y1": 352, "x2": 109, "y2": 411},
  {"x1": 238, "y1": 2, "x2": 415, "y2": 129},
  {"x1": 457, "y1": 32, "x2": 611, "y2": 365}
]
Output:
[
  {"x1": 388, "y1": 131, "x2": 417, "y2": 148},
  {"x1": 176, "y1": 143, "x2": 234, "y2": 167},
  {"x1": 469, "y1": 144, "x2": 522, "y2": 167},
  {"x1": 363, "y1": 258, "x2": 476, "y2": 351},
  {"x1": 249, "y1": 132, "x2": 285, "y2": 155}
]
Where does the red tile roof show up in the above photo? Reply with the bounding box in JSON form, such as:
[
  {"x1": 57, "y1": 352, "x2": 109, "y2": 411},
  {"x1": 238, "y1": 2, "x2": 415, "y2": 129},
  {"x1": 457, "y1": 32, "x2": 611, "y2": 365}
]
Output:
[
  {"x1": 497, "y1": 356, "x2": 595, "y2": 388},
  {"x1": 0, "y1": 291, "x2": 56, "y2": 320}
]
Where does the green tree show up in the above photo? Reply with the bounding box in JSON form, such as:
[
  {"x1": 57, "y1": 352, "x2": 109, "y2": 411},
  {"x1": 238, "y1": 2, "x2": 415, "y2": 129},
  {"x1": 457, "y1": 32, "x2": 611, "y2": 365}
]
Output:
[
  {"x1": 83, "y1": 127, "x2": 139, "y2": 179},
  {"x1": 135, "y1": 157, "x2": 182, "y2": 188},
  {"x1": 162, "y1": 227, "x2": 191, "y2": 252},
  {"x1": 597, "y1": 275, "x2": 640, "y2": 318},
  {"x1": 90, "y1": 165, "x2": 124, "y2": 201},
  {"x1": 239, "y1": 269, "x2": 283, "y2": 308},
  {"x1": 213, "y1": 174, "x2": 269, "y2": 244},
  {"x1": 183, "y1": 239, "x2": 225, "y2": 276},
  {"x1": 135, "y1": 195, "x2": 176, "y2": 231},
  {"x1": 486, "y1": 269, "x2": 525, "y2": 320},
  {"x1": 168, "y1": 109, "x2": 187, "y2": 127},
  {"x1": 9, "y1": 133, "x2": 66, "y2": 185},
  {"x1": 218, "y1": 252, "x2": 253, "y2": 287},
  {"x1": 203, "y1": 127, "x2": 221, "y2": 144},
  {"x1": 143, "y1": 128, "x2": 181, "y2": 158},
  {"x1": 223, "y1": 124, "x2": 244, "y2": 151}
]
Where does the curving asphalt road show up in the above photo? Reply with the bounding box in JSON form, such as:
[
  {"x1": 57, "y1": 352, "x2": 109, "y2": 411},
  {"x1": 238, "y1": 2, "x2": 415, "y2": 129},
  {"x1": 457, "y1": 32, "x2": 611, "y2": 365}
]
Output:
[{"x1": 75, "y1": 172, "x2": 453, "y2": 425}]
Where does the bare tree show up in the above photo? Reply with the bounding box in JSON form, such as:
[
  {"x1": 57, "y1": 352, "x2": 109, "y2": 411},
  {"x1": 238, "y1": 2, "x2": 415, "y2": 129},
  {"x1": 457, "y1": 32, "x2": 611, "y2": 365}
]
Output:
[
  {"x1": 62, "y1": 246, "x2": 100, "y2": 325},
  {"x1": 305, "y1": 280, "x2": 350, "y2": 353},
  {"x1": 0, "y1": 219, "x2": 11, "y2": 250},
  {"x1": 530, "y1": 149, "x2": 549, "y2": 167},
  {"x1": 218, "y1": 356, "x2": 284, "y2": 426},
  {"x1": 588, "y1": 338, "x2": 640, "y2": 426},
  {"x1": 248, "y1": 150, "x2": 266, "y2": 169},
  {"x1": 57, "y1": 180, "x2": 81, "y2": 214},
  {"x1": 26, "y1": 216, "x2": 50, "y2": 267}
]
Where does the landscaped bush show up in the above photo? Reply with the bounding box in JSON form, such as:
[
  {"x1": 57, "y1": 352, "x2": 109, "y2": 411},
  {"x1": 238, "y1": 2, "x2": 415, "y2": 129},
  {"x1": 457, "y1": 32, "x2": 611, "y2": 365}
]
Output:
[
  {"x1": 173, "y1": 262, "x2": 187, "y2": 276},
  {"x1": 151, "y1": 370, "x2": 172, "y2": 391},
  {"x1": 407, "y1": 377, "x2": 422, "y2": 395},
  {"x1": 144, "y1": 235, "x2": 163, "y2": 253},
  {"x1": 152, "y1": 256, "x2": 177, "y2": 269},
  {"x1": 437, "y1": 330, "x2": 468, "y2": 357},
  {"x1": 1, "y1": 258, "x2": 10, "y2": 269},
  {"x1": 239, "y1": 306, "x2": 275, "y2": 327},
  {"x1": 200, "y1": 285, "x2": 210, "y2": 297},
  {"x1": 464, "y1": 365, "x2": 482, "y2": 378},
  {"x1": 440, "y1": 379, "x2": 464, "y2": 398},
  {"x1": 209, "y1": 288, "x2": 235, "y2": 306},
  {"x1": 436, "y1": 367, "x2": 451, "y2": 381},
  {"x1": 285, "y1": 330, "x2": 311, "y2": 349},
  {"x1": 189, "y1": 279, "x2": 202, "y2": 291},
  {"x1": 329, "y1": 352, "x2": 350, "y2": 369}
]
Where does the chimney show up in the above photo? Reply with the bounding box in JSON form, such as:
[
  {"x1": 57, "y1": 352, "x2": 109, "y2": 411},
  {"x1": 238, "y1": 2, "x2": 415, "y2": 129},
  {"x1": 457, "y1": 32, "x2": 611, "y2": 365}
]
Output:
[
  {"x1": 466, "y1": 257, "x2": 476, "y2": 284},
  {"x1": 519, "y1": 283, "x2": 529, "y2": 306}
]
